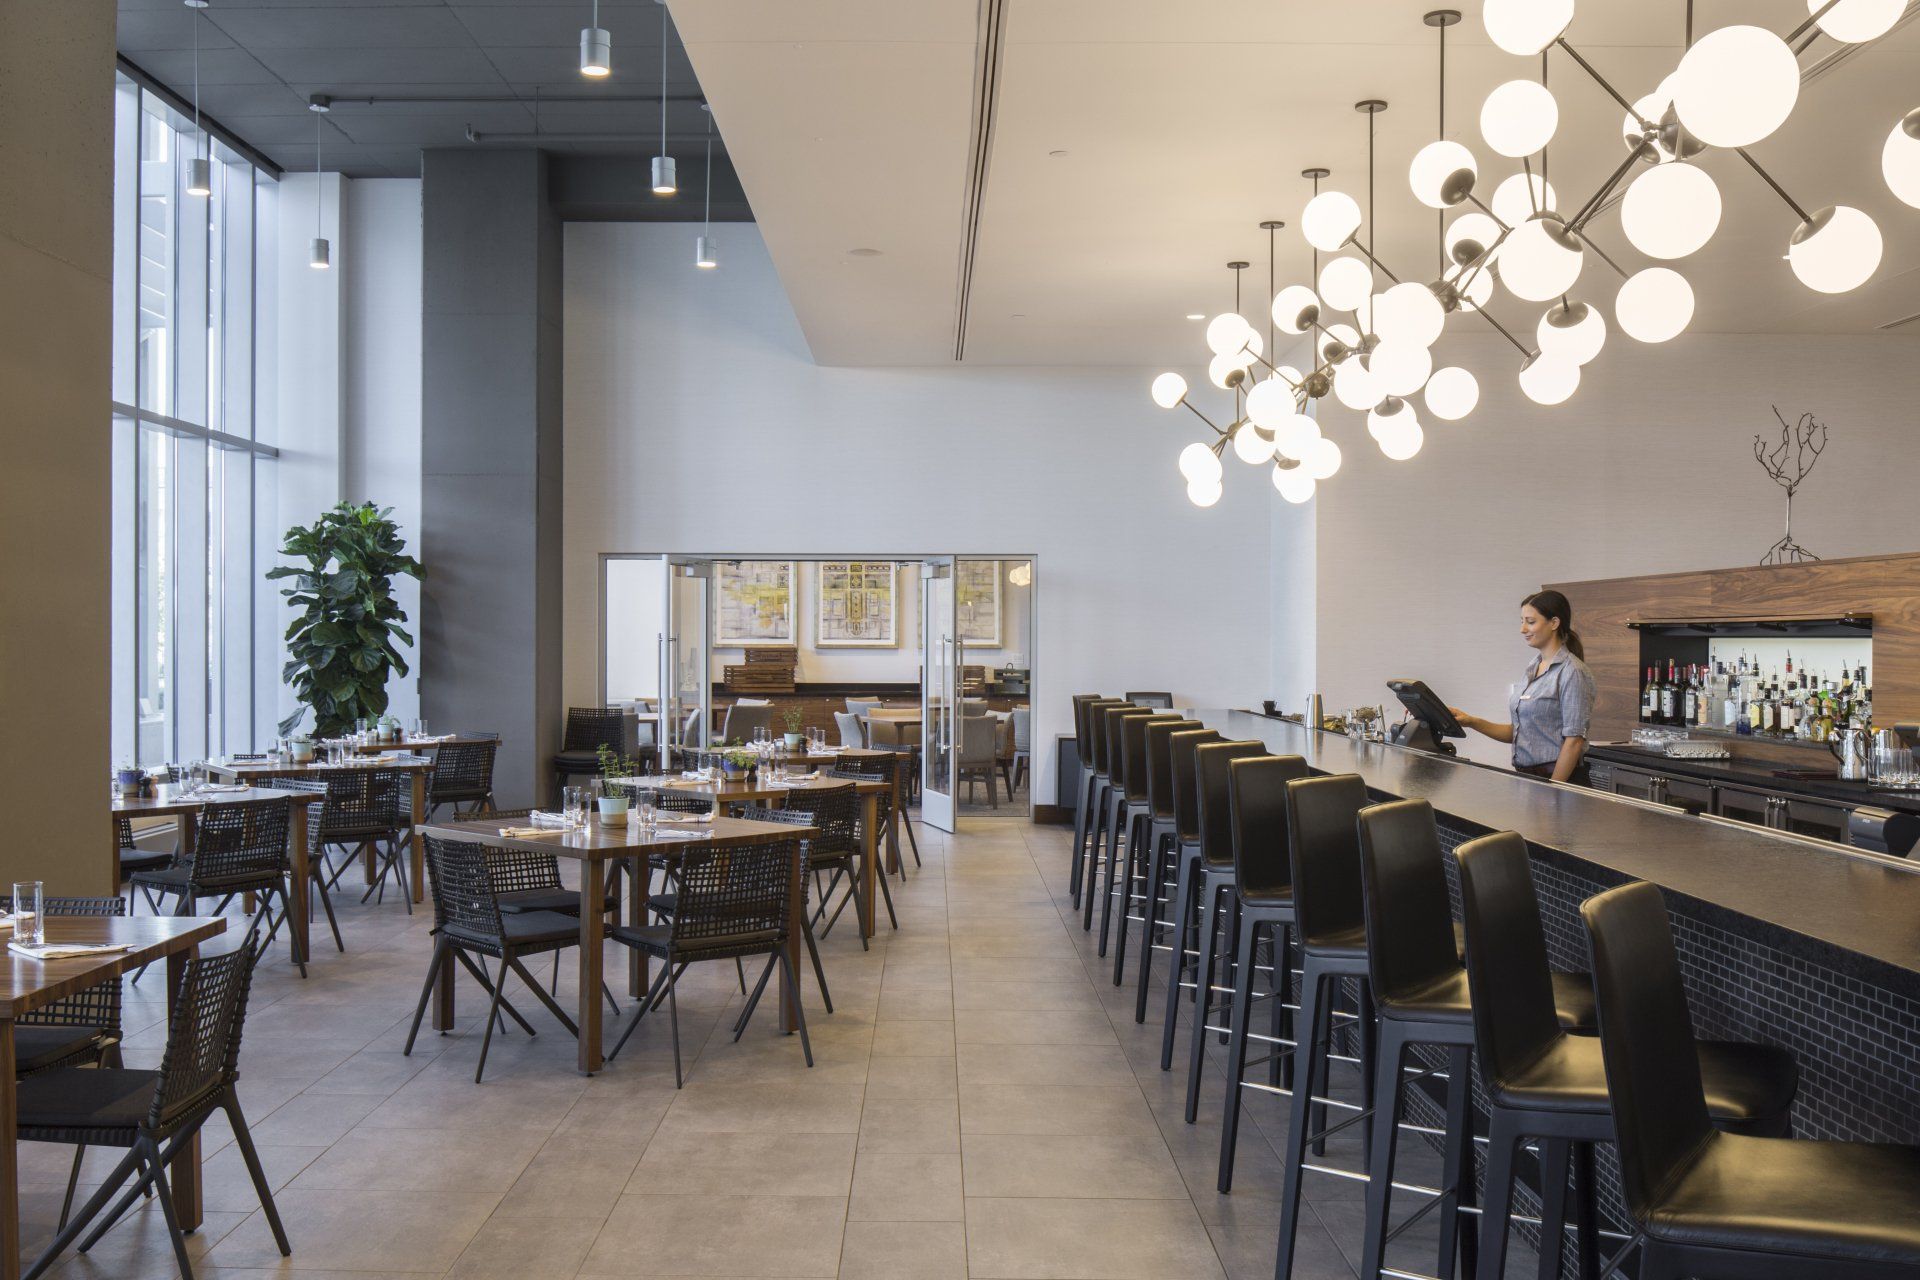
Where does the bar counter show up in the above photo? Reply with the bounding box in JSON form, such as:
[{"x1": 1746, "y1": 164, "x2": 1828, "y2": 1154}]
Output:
[{"x1": 1201, "y1": 709, "x2": 1920, "y2": 1151}]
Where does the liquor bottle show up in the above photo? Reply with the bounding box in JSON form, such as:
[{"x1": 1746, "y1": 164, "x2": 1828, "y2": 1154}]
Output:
[
  {"x1": 1659, "y1": 660, "x2": 1678, "y2": 724},
  {"x1": 1748, "y1": 682, "x2": 1764, "y2": 734},
  {"x1": 1760, "y1": 685, "x2": 1776, "y2": 734},
  {"x1": 1642, "y1": 666, "x2": 1659, "y2": 723},
  {"x1": 1697, "y1": 667, "x2": 1713, "y2": 728},
  {"x1": 1779, "y1": 683, "x2": 1797, "y2": 735}
]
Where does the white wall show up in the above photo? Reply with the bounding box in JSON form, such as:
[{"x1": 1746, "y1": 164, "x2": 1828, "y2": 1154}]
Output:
[
  {"x1": 1309, "y1": 331, "x2": 1920, "y2": 765},
  {"x1": 562, "y1": 222, "x2": 1277, "y2": 802}
]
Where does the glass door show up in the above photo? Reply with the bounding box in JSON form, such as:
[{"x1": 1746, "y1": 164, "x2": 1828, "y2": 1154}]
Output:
[
  {"x1": 661, "y1": 559, "x2": 712, "y2": 769},
  {"x1": 921, "y1": 558, "x2": 959, "y2": 832}
]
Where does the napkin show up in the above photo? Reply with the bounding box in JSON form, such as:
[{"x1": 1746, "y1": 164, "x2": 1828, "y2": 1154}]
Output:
[
  {"x1": 529, "y1": 810, "x2": 572, "y2": 828},
  {"x1": 653, "y1": 811, "x2": 712, "y2": 824},
  {"x1": 647, "y1": 828, "x2": 703, "y2": 840},
  {"x1": 497, "y1": 826, "x2": 562, "y2": 839},
  {"x1": 10, "y1": 941, "x2": 134, "y2": 960}
]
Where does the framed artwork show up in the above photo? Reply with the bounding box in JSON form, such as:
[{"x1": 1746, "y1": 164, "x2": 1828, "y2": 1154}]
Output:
[
  {"x1": 956, "y1": 559, "x2": 1002, "y2": 648},
  {"x1": 816, "y1": 561, "x2": 899, "y2": 647},
  {"x1": 713, "y1": 560, "x2": 794, "y2": 646}
]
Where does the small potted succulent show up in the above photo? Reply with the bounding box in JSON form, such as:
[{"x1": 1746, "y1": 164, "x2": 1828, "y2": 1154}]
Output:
[
  {"x1": 290, "y1": 734, "x2": 316, "y2": 763},
  {"x1": 780, "y1": 706, "x2": 806, "y2": 751},
  {"x1": 721, "y1": 748, "x2": 757, "y2": 780},
  {"x1": 596, "y1": 745, "x2": 637, "y2": 825}
]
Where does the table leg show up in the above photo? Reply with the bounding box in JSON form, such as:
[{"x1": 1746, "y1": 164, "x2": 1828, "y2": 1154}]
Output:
[
  {"x1": 410, "y1": 775, "x2": 427, "y2": 903},
  {"x1": 287, "y1": 802, "x2": 310, "y2": 967},
  {"x1": 625, "y1": 856, "x2": 648, "y2": 999},
  {"x1": 886, "y1": 773, "x2": 903, "y2": 875},
  {"x1": 859, "y1": 793, "x2": 879, "y2": 939},
  {"x1": 1, "y1": 1023, "x2": 17, "y2": 1280},
  {"x1": 110, "y1": 812, "x2": 122, "y2": 887},
  {"x1": 165, "y1": 948, "x2": 203, "y2": 1231},
  {"x1": 782, "y1": 844, "x2": 801, "y2": 1034},
  {"x1": 432, "y1": 941, "x2": 455, "y2": 1032},
  {"x1": 578, "y1": 864, "x2": 605, "y2": 1074}
]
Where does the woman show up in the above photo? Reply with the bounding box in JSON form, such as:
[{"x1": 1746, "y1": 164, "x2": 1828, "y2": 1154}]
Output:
[{"x1": 1450, "y1": 590, "x2": 1597, "y2": 785}]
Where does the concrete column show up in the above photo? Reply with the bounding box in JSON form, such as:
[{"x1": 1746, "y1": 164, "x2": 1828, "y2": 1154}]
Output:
[
  {"x1": 420, "y1": 150, "x2": 563, "y2": 806},
  {"x1": 0, "y1": 2, "x2": 116, "y2": 892}
]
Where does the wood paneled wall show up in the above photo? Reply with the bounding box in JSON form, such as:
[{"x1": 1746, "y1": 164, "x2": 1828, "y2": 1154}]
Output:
[{"x1": 1547, "y1": 553, "x2": 1920, "y2": 746}]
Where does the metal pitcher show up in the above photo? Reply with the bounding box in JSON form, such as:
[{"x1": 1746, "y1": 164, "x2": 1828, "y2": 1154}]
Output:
[{"x1": 1829, "y1": 727, "x2": 1870, "y2": 781}]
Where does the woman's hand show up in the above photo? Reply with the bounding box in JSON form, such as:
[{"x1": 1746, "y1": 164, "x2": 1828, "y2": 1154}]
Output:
[{"x1": 1448, "y1": 706, "x2": 1475, "y2": 732}]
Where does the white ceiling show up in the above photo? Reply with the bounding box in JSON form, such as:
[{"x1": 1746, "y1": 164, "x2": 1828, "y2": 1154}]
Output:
[{"x1": 671, "y1": 0, "x2": 1920, "y2": 366}]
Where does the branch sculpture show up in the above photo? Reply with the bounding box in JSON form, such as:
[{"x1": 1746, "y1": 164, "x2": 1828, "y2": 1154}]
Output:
[{"x1": 1754, "y1": 406, "x2": 1827, "y2": 565}]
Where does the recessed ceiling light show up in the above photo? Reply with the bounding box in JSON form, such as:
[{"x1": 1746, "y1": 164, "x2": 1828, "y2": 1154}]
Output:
[
  {"x1": 848, "y1": 247, "x2": 881, "y2": 257},
  {"x1": 1011, "y1": 313, "x2": 1026, "y2": 318},
  {"x1": 1186, "y1": 313, "x2": 1204, "y2": 320},
  {"x1": 1048, "y1": 149, "x2": 1068, "y2": 157}
]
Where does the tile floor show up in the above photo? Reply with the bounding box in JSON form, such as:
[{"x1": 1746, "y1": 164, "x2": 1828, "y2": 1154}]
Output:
[{"x1": 15, "y1": 818, "x2": 1546, "y2": 1279}]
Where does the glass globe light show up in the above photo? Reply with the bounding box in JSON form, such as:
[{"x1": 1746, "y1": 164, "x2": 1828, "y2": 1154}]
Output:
[
  {"x1": 1537, "y1": 300, "x2": 1608, "y2": 366},
  {"x1": 1409, "y1": 140, "x2": 1479, "y2": 209},
  {"x1": 1491, "y1": 172, "x2": 1557, "y2": 229},
  {"x1": 1788, "y1": 205, "x2": 1883, "y2": 294},
  {"x1": 1456, "y1": 266, "x2": 1495, "y2": 312},
  {"x1": 1272, "y1": 464, "x2": 1317, "y2": 505},
  {"x1": 1482, "y1": 0, "x2": 1574, "y2": 55},
  {"x1": 1187, "y1": 477, "x2": 1224, "y2": 508},
  {"x1": 1369, "y1": 341, "x2": 1433, "y2": 398},
  {"x1": 1614, "y1": 267, "x2": 1695, "y2": 343},
  {"x1": 1375, "y1": 282, "x2": 1447, "y2": 348},
  {"x1": 1808, "y1": 0, "x2": 1907, "y2": 42},
  {"x1": 1303, "y1": 434, "x2": 1343, "y2": 480},
  {"x1": 1884, "y1": 109, "x2": 1920, "y2": 209},
  {"x1": 1498, "y1": 216, "x2": 1583, "y2": 302},
  {"x1": 1232, "y1": 422, "x2": 1276, "y2": 464},
  {"x1": 1424, "y1": 366, "x2": 1480, "y2": 420},
  {"x1": 1445, "y1": 211, "x2": 1503, "y2": 268},
  {"x1": 1672, "y1": 25, "x2": 1799, "y2": 148},
  {"x1": 1205, "y1": 311, "x2": 1256, "y2": 357},
  {"x1": 1302, "y1": 190, "x2": 1364, "y2": 251},
  {"x1": 1320, "y1": 323, "x2": 1361, "y2": 363},
  {"x1": 1317, "y1": 256, "x2": 1373, "y2": 313},
  {"x1": 1274, "y1": 412, "x2": 1322, "y2": 460},
  {"x1": 1480, "y1": 80, "x2": 1559, "y2": 159},
  {"x1": 1244, "y1": 377, "x2": 1294, "y2": 428},
  {"x1": 1179, "y1": 441, "x2": 1223, "y2": 483},
  {"x1": 1518, "y1": 353, "x2": 1581, "y2": 406},
  {"x1": 1207, "y1": 352, "x2": 1246, "y2": 389},
  {"x1": 1333, "y1": 357, "x2": 1382, "y2": 411},
  {"x1": 1378, "y1": 421, "x2": 1426, "y2": 461},
  {"x1": 1274, "y1": 364, "x2": 1306, "y2": 389},
  {"x1": 1150, "y1": 371, "x2": 1188, "y2": 409},
  {"x1": 1620, "y1": 162, "x2": 1721, "y2": 260},
  {"x1": 1366, "y1": 397, "x2": 1415, "y2": 441},
  {"x1": 1271, "y1": 284, "x2": 1321, "y2": 334}
]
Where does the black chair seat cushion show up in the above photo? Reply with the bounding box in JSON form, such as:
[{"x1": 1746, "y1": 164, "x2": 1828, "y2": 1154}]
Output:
[
  {"x1": 1381, "y1": 967, "x2": 1595, "y2": 1032},
  {"x1": 497, "y1": 888, "x2": 581, "y2": 915},
  {"x1": 15, "y1": 1067, "x2": 158, "y2": 1133},
  {"x1": 647, "y1": 893, "x2": 677, "y2": 917},
  {"x1": 129, "y1": 867, "x2": 281, "y2": 895},
  {"x1": 12, "y1": 1025, "x2": 111, "y2": 1074},
  {"x1": 1647, "y1": 1131, "x2": 1920, "y2": 1264},
  {"x1": 1238, "y1": 885, "x2": 1294, "y2": 909},
  {"x1": 447, "y1": 909, "x2": 579, "y2": 948},
  {"x1": 1493, "y1": 1037, "x2": 1798, "y2": 1130},
  {"x1": 117, "y1": 850, "x2": 173, "y2": 875},
  {"x1": 608, "y1": 921, "x2": 782, "y2": 960},
  {"x1": 552, "y1": 751, "x2": 603, "y2": 773}
]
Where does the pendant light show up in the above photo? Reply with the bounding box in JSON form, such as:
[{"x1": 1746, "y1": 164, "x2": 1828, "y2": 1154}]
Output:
[
  {"x1": 184, "y1": 0, "x2": 211, "y2": 197},
  {"x1": 695, "y1": 103, "x2": 717, "y2": 267},
  {"x1": 580, "y1": 0, "x2": 611, "y2": 78},
  {"x1": 650, "y1": 0, "x2": 677, "y2": 194},
  {"x1": 309, "y1": 96, "x2": 331, "y2": 270}
]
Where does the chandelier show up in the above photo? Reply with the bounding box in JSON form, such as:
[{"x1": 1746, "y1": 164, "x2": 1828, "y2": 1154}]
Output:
[{"x1": 1155, "y1": 0, "x2": 1920, "y2": 508}]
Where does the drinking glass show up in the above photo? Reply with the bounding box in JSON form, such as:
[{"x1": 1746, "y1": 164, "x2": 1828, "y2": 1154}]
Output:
[
  {"x1": 565, "y1": 786, "x2": 589, "y2": 829},
  {"x1": 10, "y1": 881, "x2": 44, "y2": 946},
  {"x1": 636, "y1": 801, "x2": 656, "y2": 839},
  {"x1": 411, "y1": 717, "x2": 428, "y2": 738}
]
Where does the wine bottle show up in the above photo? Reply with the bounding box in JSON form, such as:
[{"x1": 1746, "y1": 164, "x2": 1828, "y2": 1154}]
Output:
[
  {"x1": 1659, "y1": 660, "x2": 1678, "y2": 724},
  {"x1": 1642, "y1": 666, "x2": 1658, "y2": 722}
]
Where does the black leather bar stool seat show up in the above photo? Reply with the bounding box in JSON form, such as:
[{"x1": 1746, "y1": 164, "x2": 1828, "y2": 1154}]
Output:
[
  {"x1": 1156, "y1": 727, "x2": 1224, "y2": 1070},
  {"x1": 1129, "y1": 718, "x2": 1202, "y2": 1017},
  {"x1": 1464, "y1": 835, "x2": 1801, "y2": 1280},
  {"x1": 1582, "y1": 879, "x2": 1920, "y2": 1280}
]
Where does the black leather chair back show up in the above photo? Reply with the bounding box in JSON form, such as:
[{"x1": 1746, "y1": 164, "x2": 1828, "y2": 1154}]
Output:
[
  {"x1": 1144, "y1": 719, "x2": 1203, "y2": 819},
  {"x1": 1282, "y1": 773, "x2": 1371, "y2": 949},
  {"x1": 1104, "y1": 706, "x2": 1159, "y2": 794},
  {"x1": 1580, "y1": 881, "x2": 1716, "y2": 1225},
  {"x1": 1169, "y1": 729, "x2": 1223, "y2": 842},
  {"x1": 1086, "y1": 701, "x2": 1129, "y2": 776},
  {"x1": 1071, "y1": 695, "x2": 1104, "y2": 768},
  {"x1": 1228, "y1": 754, "x2": 1310, "y2": 902},
  {"x1": 1195, "y1": 741, "x2": 1266, "y2": 868},
  {"x1": 1122, "y1": 713, "x2": 1181, "y2": 804},
  {"x1": 1356, "y1": 799, "x2": 1459, "y2": 1010},
  {"x1": 1456, "y1": 832, "x2": 1566, "y2": 1095}
]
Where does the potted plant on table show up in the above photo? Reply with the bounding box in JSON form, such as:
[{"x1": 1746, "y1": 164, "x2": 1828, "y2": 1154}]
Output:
[
  {"x1": 721, "y1": 748, "x2": 757, "y2": 781},
  {"x1": 780, "y1": 707, "x2": 806, "y2": 751},
  {"x1": 596, "y1": 745, "x2": 638, "y2": 826}
]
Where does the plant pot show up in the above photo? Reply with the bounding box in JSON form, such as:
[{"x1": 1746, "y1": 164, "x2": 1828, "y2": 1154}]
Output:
[
  {"x1": 597, "y1": 796, "x2": 629, "y2": 827},
  {"x1": 291, "y1": 738, "x2": 315, "y2": 763},
  {"x1": 116, "y1": 768, "x2": 144, "y2": 791},
  {"x1": 783, "y1": 733, "x2": 805, "y2": 750},
  {"x1": 721, "y1": 762, "x2": 749, "y2": 780}
]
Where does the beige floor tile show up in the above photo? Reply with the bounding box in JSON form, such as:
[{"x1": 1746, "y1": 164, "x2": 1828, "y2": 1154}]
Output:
[
  {"x1": 494, "y1": 1144, "x2": 645, "y2": 1220},
  {"x1": 578, "y1": 1193, "x2": 846, "y2": 1277},
  {"x1": 652, "y1": 1080, "x2": 865, "y2": 1135},
  {"x1": 863, "y1": 1053, "x2": 958, "y2": 1099},
  {"x1": 857, "y1": 1095, "x2": 961, "y2": 1155},
  {"x1": 290, "y1": 1125, "x2": 546, "y2": 1194},
  {"x1": 630, "y1": 1130, "x2": 856, "y2": 1197},
  {"x1": 964, "y1": 1197, "x2": 1227, "y2": 1279},
  {"x1": 961, "y1": 1134, "x2": 1189, "y2": 1199},
  {"x1": 205, "y1": 1187, "x2": 502, "y2": 1272},
  {"x1": 868, "y1": 1020, "x2": 955, "y2": 1058},
  {"x1": 953, "y1": 1007, "x2": 1118, "y2": 1046},
  {"x1": 836, "y1": 1220, "x2": 967, "y2": 1279},
  {"x1": 951, "y1": 979, "x2": 1100, "y2": 1011},
  {"x1": 449, "y1": 1213, "x2": 605, "y2": 1279},
  {"x1": 954, "y1": 1042, "x2": 1139, "y2": 1087},
  {"x1": 959, "y1": 1084, "x2": 1159, "y2": 1138},
  {"x1": 847, "y1": 1153, "x2": 964, "y2": 1222}
]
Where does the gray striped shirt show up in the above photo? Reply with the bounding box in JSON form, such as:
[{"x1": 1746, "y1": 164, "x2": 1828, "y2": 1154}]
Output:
[{"x1": 1508, "y1": 649, "x2": 1596, "y2": 768}]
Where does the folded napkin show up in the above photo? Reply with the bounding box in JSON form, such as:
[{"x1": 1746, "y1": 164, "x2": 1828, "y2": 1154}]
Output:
[
  {"x1": 774, "y1": 772, "x2": 820, "y2": 783},
  {"x1": 201, "y1": 783, "x2": 249, "y2": 793},
  {"x1": 647, "y1": 828, "x2": 703, "y2": 840},
  {"x1": 497, "y1": 826, "x2": 563, "y2": 839},
  {"x1": 653, "y1": 811, "x2": 712, "y2": 824},
  {"x1": 529, "y1": 810, "x2": 572, "y2": 828},
  {"x1": 10, "y1": 941, "x2": 134, "y2": 960},
  {"x1": 679, "y1": 770, "x2": 713, "y2": 781}
]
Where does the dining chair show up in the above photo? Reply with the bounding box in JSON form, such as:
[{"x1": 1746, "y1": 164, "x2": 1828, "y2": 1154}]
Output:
[
  {"x1": 552, "y1": 706, "x2": 626, "y2": 803},
  {"x1": 1009, "y1": 707, "x2": 1032, "y2": 792},
  {"x1": 603, "y1": 834, "x2": 813, "y2": 1086},
  {"x1": 865, "y1": 717, "x2": 922, "y2": 809},
  {"x1": 115, "y1": 816, "x2": 173, "y2": 888},
  {"x1": 129, "y1": 800, "x2": 308, "y2": 974},
  {"x1": 958, "y1": 714, "x2": 999, "y2": 807},
  {"x1": 837, "y1": 746, "x2": 918, "y2": 870},
  {"x1": 829, "y1": 760, "x2": 913, "y2": 888},
  {"x1": 769, "y1": 782, "x2": 884, "y2": 943},
  {"x1": 425, "y1": 736, "x2": 499, "y2": 818},
  {"x1": 274, "y1": 767, "x2": 409, "y2": 914},
  {"x1": 845, "y1": 698, "x2": 885, "y2": 717},
  {"x1": 834, "y1": 710, "x2": 867, "y2": 749},
  {"x1": 720, "y1": 702, "x2": 774, "y2": 743},
  {"x1": 17, "y1": 937, "x2": 290, "y2": 1280},
  {"x1": 735, "y1": 806, "x2": 835, "y2": 1013}
]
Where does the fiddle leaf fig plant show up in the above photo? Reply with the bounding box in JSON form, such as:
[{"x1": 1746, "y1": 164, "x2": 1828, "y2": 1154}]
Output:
[{"x1": 269, "y1": 502, "x2": 423, "y2": 739}]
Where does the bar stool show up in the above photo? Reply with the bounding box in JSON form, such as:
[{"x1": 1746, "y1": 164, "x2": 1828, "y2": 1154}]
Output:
[
  {"x1": 1067, "y1": 693, "x2": 1108, "y2": 906},
  {"x1": 1130, "y1": 717, "x2": 1203, "y2": 1019},
  {"x1": 1180, "y1": 739, "x2": 1268, "y2": 1124},
  {"x1": 1087, "y1": 704, "x2": 1164, "y2": 942},
  {"x1": 1215, "y1": 752, "x2": 1310, "y2": 1191},
  {"x1": 1463, "y1": 834, "x2": 1800, "y2": 1280},
  {"x1": 1075, "y1": 699, "x2": 1133, "y2": 921},
  {"x1": 1581, "y1": 880, "x2": 1920, "y2": 1280},
  {"x1": 1108, "y1": 712, "x2": 1190, "y2": 984},
  {"x1": 1156, "y1": 727, "x2": 1224, "y2": 1068}
]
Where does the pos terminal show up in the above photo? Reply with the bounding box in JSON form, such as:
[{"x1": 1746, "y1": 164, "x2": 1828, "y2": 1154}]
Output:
[{"x1": 1385, "y1": 679, "x2": 1466, "y2": 755}]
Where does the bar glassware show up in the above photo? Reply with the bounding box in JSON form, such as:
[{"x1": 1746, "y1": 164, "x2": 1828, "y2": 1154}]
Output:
[{"x1": 11, "y1": 881, "x2": 44, "y2": 946}]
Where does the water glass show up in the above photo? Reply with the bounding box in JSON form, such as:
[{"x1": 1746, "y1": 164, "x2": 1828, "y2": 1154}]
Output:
[
  {"x1": 10, "y1": 881, "x2": 44, "y2": 946},
  {"x1": 410, "y1": 717, "x2": 429, "y2": 738},
  {"x1": 636, "y1": 801, "x2": 657, "y2": 838},
  {"x1": 564, "y1": 786, "x2": 588, "y2": 829}
]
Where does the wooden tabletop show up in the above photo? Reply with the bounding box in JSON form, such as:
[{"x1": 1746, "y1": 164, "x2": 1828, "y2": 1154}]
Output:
[
  {"x1": 420, "y1": 814, "x2": 815, "y2": 862},
  {"x1": 0, "y1": 916, "x2": 227, "y2": 1019},
  {"x1": 613, "y1": 773, "x2": 890, "y2": 804},
  {"x1": 350, "y1": 736, "x2": 482, "y2": 754},
  {"x1": 212, "y1": 755, "x2": 436, "y2": 777},
  {"x1": 113, "y1": 782, "x2": 323, "y2": 816}
]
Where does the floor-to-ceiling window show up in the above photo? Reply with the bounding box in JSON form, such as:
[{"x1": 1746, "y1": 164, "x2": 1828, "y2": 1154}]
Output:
[{"x1": 110, "y1": 71, "x2": 280, "y2": 767}]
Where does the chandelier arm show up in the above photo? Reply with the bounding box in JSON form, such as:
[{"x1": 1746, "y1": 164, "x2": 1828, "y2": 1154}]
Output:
[
  {"x1": 1522, "y1": 156, "x2": 1541, "y2": 215},
  {"x1": 1453, "y1": 225, "x2": 1514, "y2": 295},
  {"x1": 1568, "y1": 147, "x2": 1651, "y2": 231},
  {"x1": 1552, "y1": 39, "x2": 1655, "y2": 133},
  {"x1": 1734, "y1": 147, "x2": 1813, "y2": 222},
  {"x1": 1783, "y1": 0, "x2": 1844, "y2": 45},
  {"x1": 1342, "y1": 238, "x2": 1403, "y2": 286},
  {"x1": 1468, "y1": 303, "x2": 1532, "y2": 357},
  {"x1": 1245, "y1": 350, "x2": 1304, "y2": 389},
  {"x1": 1464, "y1": 191, "x2": 1510, "y2": 231},
  {"x1": 1178, "y1": 399, "x2": 1226, "y2": 435},
  {"x1": 1577, "y1": 229, "x2": 1631, "y2": 281}
]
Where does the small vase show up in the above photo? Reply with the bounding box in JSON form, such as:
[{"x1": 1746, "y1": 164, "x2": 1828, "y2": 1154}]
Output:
[
  {"x1": 784, "y1": 732, "x2": 804, "y2": 750},
  {"x1": 597, "y1": 796, "x2": 629, "y2": 827}
]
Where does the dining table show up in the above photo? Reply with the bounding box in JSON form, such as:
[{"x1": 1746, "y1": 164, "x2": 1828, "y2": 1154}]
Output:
[
  {"x1": 209, "y1": 754, "x2": 436, "y2": 904},
  {"x1": 112, "y1": 784, "x2": 323, "y2": 961},
  {"x1": 0, "y1": 914, "x2": 226, "y2": 1280},
  {"x1": 418, "y1": 814, "x2": 816, "y2": 1075}
]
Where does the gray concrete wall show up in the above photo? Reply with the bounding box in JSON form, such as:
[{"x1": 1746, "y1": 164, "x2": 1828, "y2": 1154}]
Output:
[
  {"x1": 0, "y1": 1, "x2": 116, "y2": 893},
  {"x1": 420, "y1": 150, "x2": 564, "y2": 807}
]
